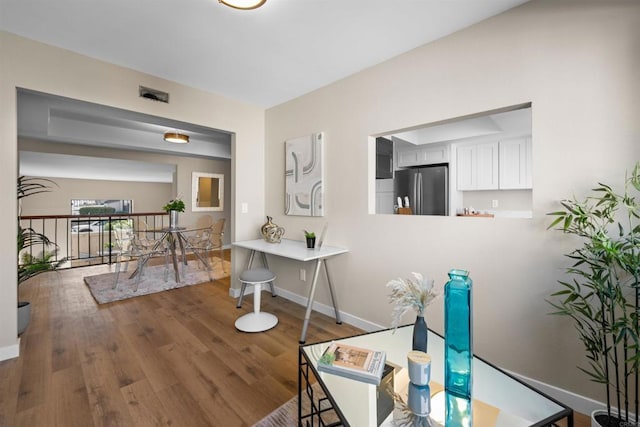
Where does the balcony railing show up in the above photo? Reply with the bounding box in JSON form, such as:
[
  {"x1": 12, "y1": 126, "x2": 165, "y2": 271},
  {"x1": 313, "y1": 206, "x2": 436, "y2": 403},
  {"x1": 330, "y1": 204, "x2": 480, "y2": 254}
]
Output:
[{"x1": 19, "y1": 212, "x2": 169, "y2": 269}]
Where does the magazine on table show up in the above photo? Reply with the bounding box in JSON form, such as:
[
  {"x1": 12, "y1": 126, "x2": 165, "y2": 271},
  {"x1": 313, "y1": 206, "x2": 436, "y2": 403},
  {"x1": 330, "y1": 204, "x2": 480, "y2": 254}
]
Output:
[{"x1": 317, "y1": 342, "x2": 387, "y2": 385}]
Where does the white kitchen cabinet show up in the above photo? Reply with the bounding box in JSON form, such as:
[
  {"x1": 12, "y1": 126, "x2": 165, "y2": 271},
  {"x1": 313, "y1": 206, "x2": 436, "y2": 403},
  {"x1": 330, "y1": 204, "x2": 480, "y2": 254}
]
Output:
[
  {"x1": 499, "y1": 137, "x2": 532, "y2": 189},
  {"x1": 375, "y1": 179, "x2": 395, "y2": 214},
  {"x1": 456, "y1": 141, "x2": 499, "y2": 190},
  {"x1": 397, "y1": 145, "x2": 449, "y2": 168},
  {"x1": 456, "y1": 145, "x2": 474, "y2": 190}
]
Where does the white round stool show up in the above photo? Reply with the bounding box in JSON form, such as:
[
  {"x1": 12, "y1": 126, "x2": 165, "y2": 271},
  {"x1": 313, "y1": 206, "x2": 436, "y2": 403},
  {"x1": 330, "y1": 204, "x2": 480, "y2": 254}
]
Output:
[{"x1": 235, "y1": 268, "x2": 278, "y2": 333}]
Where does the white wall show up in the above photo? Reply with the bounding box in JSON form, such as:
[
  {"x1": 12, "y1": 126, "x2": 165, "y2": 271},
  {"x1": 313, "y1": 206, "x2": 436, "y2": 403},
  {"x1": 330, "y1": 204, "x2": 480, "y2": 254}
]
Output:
[
  {"x1": 0, "y1": 31, "x2": 266, "y2": 359},
  {"x1": 265, "y1": 0, "x2": 640, "y2": 404},
  {"x1": 19, "y1": 175, "x2": 173, "y2": 215}
]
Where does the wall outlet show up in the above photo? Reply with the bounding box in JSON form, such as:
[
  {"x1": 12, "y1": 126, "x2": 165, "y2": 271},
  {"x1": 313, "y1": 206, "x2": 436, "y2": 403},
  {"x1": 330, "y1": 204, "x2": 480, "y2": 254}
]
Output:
[
  {"x1": 299, "y1": 269, "x2": 306, "y2": 281},
  {"x1": 241, "y1": 202, "x2": 249, "y2": 213},
  {"x1": 491, "y1": 199, "x2": 499, "y2": 208}
]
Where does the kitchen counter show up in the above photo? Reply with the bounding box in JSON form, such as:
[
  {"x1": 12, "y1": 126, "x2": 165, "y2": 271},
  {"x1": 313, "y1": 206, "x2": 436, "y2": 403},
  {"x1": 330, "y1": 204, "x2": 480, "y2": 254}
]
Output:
[
  {"x1": 455, "y1": 210, "x2": 533, "y2": 218},
  {"x1": 456, "y1": 213, "x2": 494, "y2": 218}
]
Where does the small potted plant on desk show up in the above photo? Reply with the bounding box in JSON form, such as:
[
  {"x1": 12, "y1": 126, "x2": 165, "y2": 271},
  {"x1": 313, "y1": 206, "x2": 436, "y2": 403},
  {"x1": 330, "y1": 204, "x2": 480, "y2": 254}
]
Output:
[
  {"x1": 163, "y1": 197, "x2": 185, "y2": 229},
  {"x1": 304, "y1": 230, "x2": 316, "y2": 249}
]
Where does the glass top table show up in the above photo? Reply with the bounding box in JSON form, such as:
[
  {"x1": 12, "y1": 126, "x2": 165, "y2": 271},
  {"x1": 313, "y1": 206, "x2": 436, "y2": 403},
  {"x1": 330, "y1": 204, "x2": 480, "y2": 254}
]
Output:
[{"x1": 298, "y1": 325, "x2": 573, "y2": 426}]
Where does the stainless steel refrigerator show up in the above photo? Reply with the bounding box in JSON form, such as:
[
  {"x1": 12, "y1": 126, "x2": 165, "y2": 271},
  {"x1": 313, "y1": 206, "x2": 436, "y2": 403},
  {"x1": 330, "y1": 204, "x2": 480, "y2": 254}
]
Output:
[{"x1": 394, "y1": 165, "x2": 449, "y2": 215}]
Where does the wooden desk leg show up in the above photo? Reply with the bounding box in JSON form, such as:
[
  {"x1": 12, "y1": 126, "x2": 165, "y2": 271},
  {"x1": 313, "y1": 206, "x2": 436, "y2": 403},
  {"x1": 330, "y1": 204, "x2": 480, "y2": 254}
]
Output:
[
  {"x1": 300, "y1": 259, "x2": 323, "y2": 344},
  {"x1": 323, "y1": 259, "x2": 342, "y2": 324}
]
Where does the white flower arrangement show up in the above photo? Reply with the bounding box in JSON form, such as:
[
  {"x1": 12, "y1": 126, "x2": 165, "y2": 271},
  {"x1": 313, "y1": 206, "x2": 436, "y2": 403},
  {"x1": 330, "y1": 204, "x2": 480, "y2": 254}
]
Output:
[{"x1": 386, "y1": 272, "x2": 438, "y2": 330}]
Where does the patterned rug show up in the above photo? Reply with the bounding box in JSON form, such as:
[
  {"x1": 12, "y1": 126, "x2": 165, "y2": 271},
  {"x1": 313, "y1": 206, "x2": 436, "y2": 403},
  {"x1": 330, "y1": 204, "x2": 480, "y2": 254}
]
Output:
[
  {"x1": 84, "y1": 258, "x2": 230, "y2": 304},
  {"x1": 253, "y1": 393, "x2": 298, "y2": 427},
  {"x1": 254, "y1": 384, "x2": 339, "y2": 427}
]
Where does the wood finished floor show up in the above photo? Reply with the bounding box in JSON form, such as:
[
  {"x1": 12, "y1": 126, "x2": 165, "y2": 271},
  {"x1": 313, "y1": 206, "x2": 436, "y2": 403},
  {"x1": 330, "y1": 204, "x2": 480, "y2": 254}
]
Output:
[
  {"x1": 0, "y1": 249, "x2": 591, "y2": 427},
  {"x1": 0, "y1": 250, "x2": 362, "y2": 427}
]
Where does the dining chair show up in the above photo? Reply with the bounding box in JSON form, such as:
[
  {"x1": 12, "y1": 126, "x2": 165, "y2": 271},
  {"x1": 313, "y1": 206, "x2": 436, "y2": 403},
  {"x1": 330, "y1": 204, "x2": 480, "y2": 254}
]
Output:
[
  {"x1": 112, "y1": 227, "x2": 169, "y2": 292},
  {"x1": 184, "y1": 214, "x2": 214, "y2": 262},
  {"x1": 208, "y1": 218, "x2": 226, "y2": 269},
  {"x1": 186, "y1": 218, "x2": 226, "y2": 273},
  {"x1": 194, "y1": 214, "x2": 214, "y2": 230}
]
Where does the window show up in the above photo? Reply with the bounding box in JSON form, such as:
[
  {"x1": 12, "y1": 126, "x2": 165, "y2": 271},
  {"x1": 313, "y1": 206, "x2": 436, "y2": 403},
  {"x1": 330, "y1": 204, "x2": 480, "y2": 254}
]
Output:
[{"x1": 71, "y1": 199, "x2": 132, "y2": 215}]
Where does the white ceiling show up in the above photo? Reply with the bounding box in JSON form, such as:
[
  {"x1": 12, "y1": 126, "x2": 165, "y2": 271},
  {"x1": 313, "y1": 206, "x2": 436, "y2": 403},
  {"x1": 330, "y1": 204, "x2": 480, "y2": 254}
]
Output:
[
  {"x1": 6, "y1": 0, "x2": 532, "y2": 181},
  {"x1": 19, "y1": 151, "x2": 176, "y2": 183},
  {"x1": 17, "y1": 90, "x2": 231, "y2": 182},
  {"x1": 18, "y1": 90, "x2": 232, "y2": 158},
  {"x1": 389, "y1": 106, "x2": 532, "y2": 146},
  {"x1": 1, "y1": 0, "x2": 531, "y2": 108}
]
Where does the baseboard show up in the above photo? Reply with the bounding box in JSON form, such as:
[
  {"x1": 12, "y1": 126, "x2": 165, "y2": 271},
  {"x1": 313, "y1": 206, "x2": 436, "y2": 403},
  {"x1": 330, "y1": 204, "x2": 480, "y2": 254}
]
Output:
[
  {"x1": 0, "y1": 340, "x2": 20, "y2": 361},
  {"x1": 229, "y1": 284, "x2": 383, "y2": 331},
  {"x1": 268, "y1": 286, "x2": 384, "y2": 332},
  {"x1": 509, "y1": 370, "x2": 610, "y2": 417}
]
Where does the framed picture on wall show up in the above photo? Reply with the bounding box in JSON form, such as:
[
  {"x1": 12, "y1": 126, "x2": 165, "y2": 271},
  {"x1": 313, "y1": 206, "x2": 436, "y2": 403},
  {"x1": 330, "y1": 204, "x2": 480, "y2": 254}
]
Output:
[{"x1": 285, "y1": 132, "x2": 324, "y2": 216}]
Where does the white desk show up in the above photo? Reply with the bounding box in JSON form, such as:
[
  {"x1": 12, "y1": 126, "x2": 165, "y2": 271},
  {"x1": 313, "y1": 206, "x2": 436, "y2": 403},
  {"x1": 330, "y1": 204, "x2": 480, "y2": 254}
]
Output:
[{"x1": 232, "y1": 238, "x2": 348, "y2": 343}]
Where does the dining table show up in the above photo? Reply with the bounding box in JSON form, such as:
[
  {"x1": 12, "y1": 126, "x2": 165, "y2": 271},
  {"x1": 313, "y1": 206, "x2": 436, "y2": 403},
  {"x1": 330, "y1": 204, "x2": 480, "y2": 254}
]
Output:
[{"x1": 131, "y1": 226, "x2": 212, "y2": 283}]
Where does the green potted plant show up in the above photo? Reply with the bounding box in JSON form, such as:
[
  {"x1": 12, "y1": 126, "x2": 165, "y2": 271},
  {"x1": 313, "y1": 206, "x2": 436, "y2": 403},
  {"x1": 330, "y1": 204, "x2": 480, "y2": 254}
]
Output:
[
  {"x1": 17, "y1": 176, "x2": 66, "y2": 334},
  {"x1": 162, "y1": 197, "x2": 185, "y2": 229},
  {"x1": 547, "y1": 162, "x2": 640, "y2": 427},
  {"x1": 304, "y1": 230, "x2": 316, "y2": 248}
]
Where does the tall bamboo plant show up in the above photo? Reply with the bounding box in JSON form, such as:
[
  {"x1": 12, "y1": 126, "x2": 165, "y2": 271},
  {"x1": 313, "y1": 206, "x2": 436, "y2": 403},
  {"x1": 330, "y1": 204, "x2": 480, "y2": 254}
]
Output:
[{"x1": 547, "y1": 162, "x2": 640, "y2": 425}]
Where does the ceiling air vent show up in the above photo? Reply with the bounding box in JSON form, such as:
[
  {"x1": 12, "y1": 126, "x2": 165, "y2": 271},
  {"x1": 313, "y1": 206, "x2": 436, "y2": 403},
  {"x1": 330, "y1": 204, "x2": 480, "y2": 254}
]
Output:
[{"x1": 139, "y1": 86, "x2": 169, "y2": 103}]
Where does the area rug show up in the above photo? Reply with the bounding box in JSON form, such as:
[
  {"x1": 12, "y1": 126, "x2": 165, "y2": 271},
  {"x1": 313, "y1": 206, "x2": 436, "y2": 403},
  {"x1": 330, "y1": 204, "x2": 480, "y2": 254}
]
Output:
[
  {"x1": 253, "y1": 393, "x2": 298, "y2": 427},
  {"x1": 84, "y1": 259, "x2": 230, "y2": 304},
  {"x1": 254, "y1": 384, "x2": 339, "y2": 427}
]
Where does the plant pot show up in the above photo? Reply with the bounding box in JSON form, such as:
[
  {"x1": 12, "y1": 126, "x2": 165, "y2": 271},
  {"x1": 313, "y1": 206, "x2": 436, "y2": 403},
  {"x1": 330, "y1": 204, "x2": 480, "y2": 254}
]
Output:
[
  {"x1": 591, "y1": 409, "x2": 634, "y2": 427},
  {"x1": 169, "y1": 210, "x2": 179, "y2": 228},
  {"x1": 18, "y1": 301, "x2": 31, "y2": 335},
  {"x1": 306, "y1": 237, "x2": 316, "y2": 249},
  {"x1": 412, "y1": 315, "x2": 428, "y2": 352}
]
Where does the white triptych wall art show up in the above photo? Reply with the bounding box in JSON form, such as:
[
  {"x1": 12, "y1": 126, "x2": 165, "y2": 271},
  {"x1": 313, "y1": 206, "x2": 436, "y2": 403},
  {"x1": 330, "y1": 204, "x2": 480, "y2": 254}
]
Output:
[{"x1": 285, "y1": 132, "x2": 324, "y2": 216}]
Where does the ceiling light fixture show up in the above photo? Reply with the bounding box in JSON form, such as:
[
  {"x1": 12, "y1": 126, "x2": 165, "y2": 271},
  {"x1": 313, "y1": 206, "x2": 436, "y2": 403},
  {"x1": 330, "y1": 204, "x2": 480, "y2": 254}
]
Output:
[
  {"x1": 219, "y1": 0, "x2": 266, "y2": 10},
  {"x1": 164, "y1": 131, "x2": 189, "y2": 144}
]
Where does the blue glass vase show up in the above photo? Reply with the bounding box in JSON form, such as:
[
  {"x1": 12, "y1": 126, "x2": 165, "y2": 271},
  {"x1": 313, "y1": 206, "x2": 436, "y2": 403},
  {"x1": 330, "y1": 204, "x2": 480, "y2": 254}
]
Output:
[
  {"x1": 446, "y1": 393, "x2": 472, "y2": 427},
  {"x1": 444, "y1": 268, "x2": 473, "y2": 399},
  {"x1": 412, "y1": 314, "x2": 428, "y2": 352}
]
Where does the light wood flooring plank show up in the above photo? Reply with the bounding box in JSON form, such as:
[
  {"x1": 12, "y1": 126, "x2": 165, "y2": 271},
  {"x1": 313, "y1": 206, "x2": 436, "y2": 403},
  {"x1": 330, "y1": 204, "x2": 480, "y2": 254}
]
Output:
[
  {"x1": 103, "y1": 328, "x2": 147, "y2": 389},
  {"x1": 15, "y1": 330, "x2": 52, "y2": 413},
  {"x1": 117, "y1": 321, "x2": 181, "y2": 393},
  {"x1": 0, "y1": 357, "x2": 21, "y2": 427},
  {"x1": 158, "y1": 345, "x2": 246, "y2": 426},
  {"x1": 14, "y1": 404, "x2": 50, "y2": 427},
  {"x1": 48, "y1": 364, "x2": 94, "y2": 427},
  {"x1": 119, "y1": 379, "x2": 174, "y2": 427},
  {"x1": 155, "y1": 383, "x2": 217, "y2": 427},
  {"x1": 50, "y1": 314, "x2": 81, "y2": 373},
  {"x1": 80, "y1": 343, "x2": 136, "y2": 427}
]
